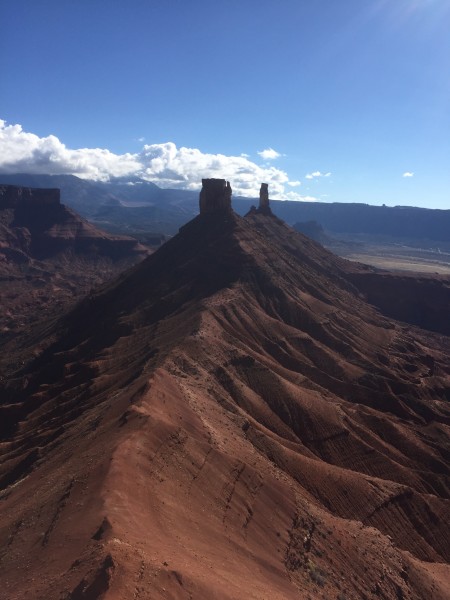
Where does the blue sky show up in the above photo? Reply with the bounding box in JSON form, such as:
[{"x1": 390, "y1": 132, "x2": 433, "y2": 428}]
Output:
[{"x1": 1, "y1": 0, "x2": 449, "y2": 208}]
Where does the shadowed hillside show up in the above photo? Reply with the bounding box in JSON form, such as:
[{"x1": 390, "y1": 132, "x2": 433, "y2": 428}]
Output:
[{"x1": 0, "y1": 181, "x2": 449, "y2": 600}]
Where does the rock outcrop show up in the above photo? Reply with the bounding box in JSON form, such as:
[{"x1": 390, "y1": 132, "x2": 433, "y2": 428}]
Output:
[
  {"x1": 0, "y1": 184, "x2": 60, "y2": 209},
  {"x1": 0, "y1": 184, "x2": 149, "y2": 338},
  {"x1": 0, "y1": 184, "x2": 147, "y2": 259},
  {"x1": 199, "y1": 178, "x2": 232, "y2": 214}
]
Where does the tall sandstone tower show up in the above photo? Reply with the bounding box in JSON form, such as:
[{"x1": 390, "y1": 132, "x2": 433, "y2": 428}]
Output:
[{"x1": 199, "y1": 179, "x2": 232, "y2": 214}]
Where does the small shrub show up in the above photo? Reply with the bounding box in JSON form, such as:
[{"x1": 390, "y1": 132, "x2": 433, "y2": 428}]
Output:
[{"x1": 309, "y1": 566, "x2": 327, "y2": 587}]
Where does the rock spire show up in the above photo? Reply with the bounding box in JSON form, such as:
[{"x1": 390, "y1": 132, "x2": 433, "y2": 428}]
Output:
[{"x1": 258, "y1": 183, "x2": 272, "y2": 215}]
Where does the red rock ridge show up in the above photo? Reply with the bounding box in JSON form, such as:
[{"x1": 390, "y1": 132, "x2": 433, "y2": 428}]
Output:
[{"x1": 0, "y1": 200, "x2": 449, "y2": 599}]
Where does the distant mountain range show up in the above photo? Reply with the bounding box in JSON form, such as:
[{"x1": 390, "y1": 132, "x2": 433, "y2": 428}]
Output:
[{"x1": 1, "y1": 173, "x2": 449, "y2": 243}]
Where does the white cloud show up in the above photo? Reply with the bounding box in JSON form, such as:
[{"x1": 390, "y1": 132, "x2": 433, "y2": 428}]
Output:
[
  {"x1": 257, "y1": 148, "x2": 281, "y2": 160},
  {"x1": 0, "y1": 119, "x2": 313, "y2": 201},
  {"x1": 402, "y1": 171, "x2": 414, "y2": 177},
  {"x1": 0, "y1": 120, "x2": 141, "y2": 180},
  {"x1": 305, "y1": 170, "x2": 331, "y2": 180},
  {"x1": 282, "y1": 192, "x2": 319, "y2": 202},
  {"x1": 287, "y1": 180, "x2": 301, "y2": 187}
]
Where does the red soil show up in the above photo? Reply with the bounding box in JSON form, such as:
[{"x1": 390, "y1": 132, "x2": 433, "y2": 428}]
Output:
[{"x1": 0, "y1": 212, "x2": 449, "y2": 599}]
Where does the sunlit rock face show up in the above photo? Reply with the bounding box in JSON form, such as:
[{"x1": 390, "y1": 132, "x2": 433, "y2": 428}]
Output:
[{"x1": 199, "y1": 178, "x2": 232, "y2": 214}]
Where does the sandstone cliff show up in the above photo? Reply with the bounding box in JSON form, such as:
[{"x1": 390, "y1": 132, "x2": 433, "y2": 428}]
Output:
[{"x1": 0, "y1": 184, "x2": 149, "y2": 338}]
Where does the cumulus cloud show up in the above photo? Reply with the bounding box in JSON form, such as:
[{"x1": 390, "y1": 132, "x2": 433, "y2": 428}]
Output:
[
  {"x1": 257, "y1": 148, "x2": 281, "y2": 160},
  {"x1": 305, "y1": 171, "x2": 331, "y2": 180},
  {"x1": 287, "y1": 180, "x2": 301, "y2": 187},
  {"x1": 0, "y1": 120, "x2": 141, "y2": 180},
  {"x1": 0, "y1": 119, "x2": 311, "y2": 200},
  {"x1": 402, "y1": 171, "x2": 414, "y2": 177}
]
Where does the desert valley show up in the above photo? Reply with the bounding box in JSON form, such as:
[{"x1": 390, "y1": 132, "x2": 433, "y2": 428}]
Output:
[{"x1": 0, "y1": 179, "x2": 449, "y2": 599}]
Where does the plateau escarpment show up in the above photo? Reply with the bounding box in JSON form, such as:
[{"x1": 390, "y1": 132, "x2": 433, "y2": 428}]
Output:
[
  {"x1": 0, "y1": 184, "x2": 146, "y2": 258},
  {"x1": 0, "y1": 184, "x2": 60, "y2": 209},
  {"x1": 0, "y1": 184, "x2": 149, "y2": 340},
  {"x1": 0, "y1": 180, "x2": 449, "y2": 600}
]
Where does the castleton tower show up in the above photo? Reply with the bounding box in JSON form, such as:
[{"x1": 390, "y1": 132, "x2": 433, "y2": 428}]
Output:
[{"x1": 199, "y1": 179, "x2": 232, "y2": 214}]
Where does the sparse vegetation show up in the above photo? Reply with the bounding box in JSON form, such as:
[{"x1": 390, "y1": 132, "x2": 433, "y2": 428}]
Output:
[
  {"x1": 308, "y1": 561, "x2": 327, "y2": 587},
  {"x1": 310, "y1": 567, "x2": 327, "y2": 586}
]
